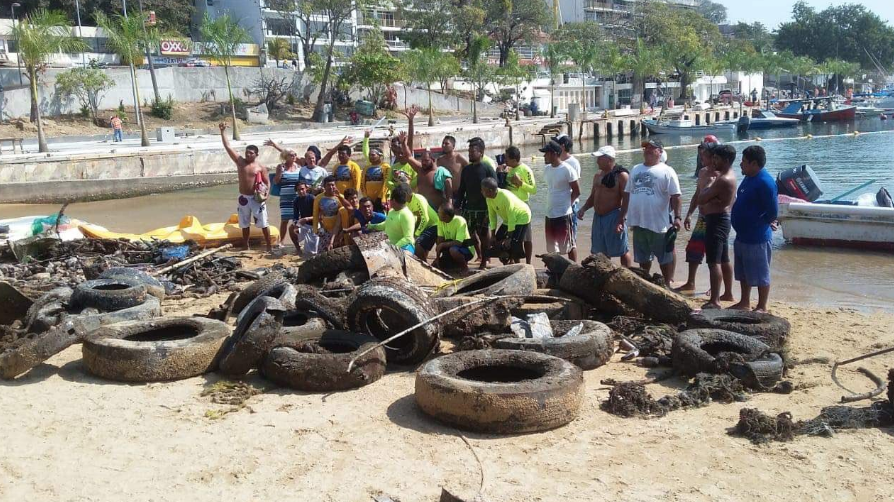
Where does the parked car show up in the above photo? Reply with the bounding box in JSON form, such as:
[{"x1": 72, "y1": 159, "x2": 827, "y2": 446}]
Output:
[{"x1": 178, "y1": 58, "x2": 211, "y2": 68}]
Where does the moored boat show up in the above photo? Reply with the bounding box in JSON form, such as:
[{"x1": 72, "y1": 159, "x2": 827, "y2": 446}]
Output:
[
  {"x1": 778, "y1": 202, "x2": 894, "y2": 251},
  {"x1": 742, "y1": 110, "x2": 801, "y2": 129},
  {"x1": 642, "y1": 118, "x2": 736, "y2": 135},
  {"x1": 775, "y1": 97, "x2": 857, "y2": 122}
]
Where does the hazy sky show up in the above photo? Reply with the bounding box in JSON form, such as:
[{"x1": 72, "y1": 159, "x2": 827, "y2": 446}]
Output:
[{"x1": 721, "y1": 0, "x2": 894, "y2": 30}]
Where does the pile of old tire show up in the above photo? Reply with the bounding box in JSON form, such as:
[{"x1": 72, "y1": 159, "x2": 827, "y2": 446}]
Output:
[
  {"x1": 687, "y1": 309, "x2": 791, "y2": 352},
  {"x1": 296, "y1": 246, "x2": 367, "y2": 284},
  {"x1": 1, "y1": 282, "x2": 163, "y2": 380},
  {"x1": 230, "y1": 273, "x2": 346, "y2": 329},
  {"x1": 218, "y1": 297, "x2": 286, "y2": 377},
  {"x1": 671, "y1": 329, "x2": 784, "y2": 389},
  {"x1": 415, "y1": 349, "x2": 583, "y2": 433},
  {"x1": 510, "y1": 289, "x2": 590, "y2": 320},
  {"x1": 435, "y1": 264, "x2": 537, "y2": 298},
  {"x1": 431, "y1": 295, "x2": 521, "y2": 339},
  {"x1": 494, "y1": 320, "x2": 614, "y2": 370},
  {"x1": 82, "y1": 317, "x2": 231, "y2": 382},
  {"x1": 98, "y1": 267, "x2": 166, "y2": 301},
  {"x1": 347, "y1": 278, "x2": 439, "y2": 365}
]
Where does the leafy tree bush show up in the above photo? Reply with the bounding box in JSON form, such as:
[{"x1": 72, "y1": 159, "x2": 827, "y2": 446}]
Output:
[{"x1": 55, "y1": 68, "x2": 114, "y2": 124}]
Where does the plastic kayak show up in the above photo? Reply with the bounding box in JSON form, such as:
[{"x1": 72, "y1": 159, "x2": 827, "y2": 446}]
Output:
[{"x1": 79, "y1": 214, "x2": 280, "y2": 247}]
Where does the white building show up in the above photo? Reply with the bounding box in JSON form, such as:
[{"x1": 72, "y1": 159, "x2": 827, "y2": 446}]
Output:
[{"x1": 556, "y1": 0, "x2": 698, "y2": 25}]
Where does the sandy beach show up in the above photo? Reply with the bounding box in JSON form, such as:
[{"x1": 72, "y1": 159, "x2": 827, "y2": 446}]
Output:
[{"x1": 1, "y1": 251, "x2": 892, "y2": 502}]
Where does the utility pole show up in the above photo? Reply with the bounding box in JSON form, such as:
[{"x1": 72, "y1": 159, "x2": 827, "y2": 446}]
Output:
[
  {"x1": 122, "y1": 0, "x2": 150, "y2": 147},
  {"x1": 74, "y1": 0, "x2": 86, "y2": 67},
  {"x1": 137, "y1": 0, "x2": 161, "y2": 103},
  {"x1": 11, "y1": 3, "x2": 23, "y2": 86}
]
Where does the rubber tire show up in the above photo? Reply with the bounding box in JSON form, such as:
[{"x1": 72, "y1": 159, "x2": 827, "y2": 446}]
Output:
[
  {"x1": 0, "y1": 323, "x2": 80, "y2": 380},
  {"x1": 346, "y1": 281, "x2": 439, "y2": 365},
  {"x1": 510, "y1": 295, "x2": 568, "y2": 320},
  {"x1": 71, "y1": 278, "x2": 148, "y2": 312},
  {"x1": 82, "y1": 317, "x2": 231, "y2": 382},
  {"x1": 494, "y1": 320, "x2": 614, "y2": 370},
  {"x1": 275, "y1": 316, "x2": 329, "y2": 346},
  {"x1": 687, "y1": 309, "x2": 791, "y2": 351},
  {"x1": 730, "y1": 352, "x2": 785, "y2": 389},
  {"x1": 99, "y1": 267, "x2": 166, "y2": 301},
  {"x1": 672, "y1": 329, "x2": 770, "y2": 377},
  {"x1": 296, "y1": 246, "x2": 366, "y2": 284},
  {"x1": 292, "y1": 284, "x2": 347, "y2": 330},
  {"x1": 219, "y1": 297, "x2": 285, "y2": 377},
  {"x1": 69, "y1": 297, "x2": 163, "y2": 336},
  {"x1": 230, "y1": 271, "x2": 287, "y2": 317},
  {"x1": 262, "y1": 330, "x2": 386, "y2": 392},
  {"x1": 435, "y1": 264, "x2": 537, "y2": 298},
  {"x1": 25, "y1": 287, "x2": 73, "y2": 333},
  {"x1": 415, "y1": 349, "x2": 583, "y2": 434}
]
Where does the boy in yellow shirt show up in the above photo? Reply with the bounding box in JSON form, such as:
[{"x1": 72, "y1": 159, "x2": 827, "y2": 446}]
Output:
[
  {"x1": 434, "y1": 204, "x2": 475, "y2": 271},
  {"x1": 482, "y1": 177, "x2": 532, "y2": 264}
]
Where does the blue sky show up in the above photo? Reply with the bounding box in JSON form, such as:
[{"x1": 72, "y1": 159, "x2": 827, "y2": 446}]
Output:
[{"x1": 722, "y1": 0, "x2": 894, "y2": 30}]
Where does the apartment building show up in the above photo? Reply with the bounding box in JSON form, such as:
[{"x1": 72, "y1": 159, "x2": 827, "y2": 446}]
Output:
[{"x1": 557, "y1": 0, "x2": 697, "y2": 25}]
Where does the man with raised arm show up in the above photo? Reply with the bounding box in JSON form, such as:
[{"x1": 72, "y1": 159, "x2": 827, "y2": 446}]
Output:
[{"x1": 219, "y1": 122, "x2": 272, "y2": 252}]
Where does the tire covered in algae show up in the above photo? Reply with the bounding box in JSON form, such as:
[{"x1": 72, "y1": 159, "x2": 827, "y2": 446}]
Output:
[
  {"x1": 230, "y1": 271, "x2": 287, "y2": 317},
  {"x1": 262, "y1": 330, "x2": 386, "y2": 392},
  {"x1": 414, "y1": 349, "x2": 583, "y2": 434},
  {"x1": 435, "y1": 264, "x2": 537, "y2": 298},
  {"x1": 687, "y1": 309, "x2": 791, "y2": 351},
  {"x1": 672, "y1": 329, "x2": 770, "y2": 377},
  {"x1": 82, "y1": 317, "x2": 230, "y2": 382},
  {"x1": 218, "y1": 297, "x2": 285, "y2": 377},
  {"x1": 494, "y1": 320, "x2": 614, "y2": 370},
  {"x1": 296, "y1": 246, "x2": 366, "y2": 284},
  {"x1": 0, "y1": 323, "x2": 80, "y2": 380},
  {"x1": 71, "y1": 278, "x2": 148, "y2": 312},
  {"x1": 346, "y1": 280, "x2": 439, "y2": 365},
  {"x1": 99, "y1": 267, "x2": 166, "y2": 301}
]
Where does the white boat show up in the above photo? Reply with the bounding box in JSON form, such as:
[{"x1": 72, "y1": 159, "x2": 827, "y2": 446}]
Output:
[
  {"x1": 778, "y1": 202, "x2": 894, "y2": 251},
  {"x1": 642, "y1": 118, "x2": 737, "y2": 135}
]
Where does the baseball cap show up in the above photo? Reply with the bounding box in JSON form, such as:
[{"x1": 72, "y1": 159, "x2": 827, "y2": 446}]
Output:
[
  {"x1": 641, "y1": 138, "x2": 664, "y2": 149},
  {"x1": 539, "y1": 140, "x2": 563, "y2": 155},
  {"x1": 592, "y1": 146, "x2": 617, "y2": 159},
  {"x1": 700, "y1": 134, "x2": 721, "y2": 149},
  {"x1": 551, "y1": 134, "x2": 573, "y2": 150}
]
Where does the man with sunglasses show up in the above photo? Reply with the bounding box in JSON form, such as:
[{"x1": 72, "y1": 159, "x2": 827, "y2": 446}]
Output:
[
  {"x1": 577, "y1": 146, "x2": 632, "y2": 267},
  {"x1": 618, "y1": 138, "x2": 682, "y2": 284}
]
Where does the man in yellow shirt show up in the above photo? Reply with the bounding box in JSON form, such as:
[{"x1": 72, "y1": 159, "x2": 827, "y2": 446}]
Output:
[
  {"x1": 405, "y1": 184, "x2": 440, "y2": 261},
  {"x1": 497, "y1": 146, "x2": 537, "y2": 264},
  {"x1": 312, "y1": 176, "x2": 341, "y2": 252},
  {"x1": 334, "y1": 188, "x2": 359, "y2": 247},
  {"x1": 321, "y1": 138, "x2": 362, "y2": 195},
  {"x1": 434, "y1": 204, "x2": 475, "y2": 272},
  {"x1": 482, "y1": 177, "x2": 532, "y2": 264}
]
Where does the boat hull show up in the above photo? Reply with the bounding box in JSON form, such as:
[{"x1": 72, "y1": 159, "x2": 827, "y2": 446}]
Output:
[
  {"x1": 746, "y1": 119, "x2": 800, "y2": 129},
  {"x1": 779, "y1": 202, "x2": 894, "y2": 252},
  {"x1": 776, "y1": 106, "x2": 857, "y2": 122}
]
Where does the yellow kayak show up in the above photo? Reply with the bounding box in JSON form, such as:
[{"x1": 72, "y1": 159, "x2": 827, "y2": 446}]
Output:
[{"x1": 79, "y1": 214, "x2": 279, "y2": 247}]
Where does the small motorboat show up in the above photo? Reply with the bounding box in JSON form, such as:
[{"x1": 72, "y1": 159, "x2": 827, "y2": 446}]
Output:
[
  {"x1": 775, "y1": 97, "x2": 856, "y2": 122},
  {"x1": 779, "y1": 202, "x2": 894, "y2": 251},
  {"x1": 642, "y1": 118, "x2": 736, "y2": 135},
  {"x1": 738, "y1": 110, "x2": 800, "y2": 130}
]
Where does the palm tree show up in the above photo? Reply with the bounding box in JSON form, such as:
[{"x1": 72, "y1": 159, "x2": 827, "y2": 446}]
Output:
[
  {"x1": 403, "y1": 48, "x2": 459, "y2": 126},
  {"x1": 199, "y1": 13, "x2": 251, "y2": 140},
  {"x1": 542, "y1": 43, "x2": 565, "y2": 118},
  {"x1": 624, "y1": 38, "x2": 665, "y2": 112},
  {"x1": 267, "y1": 38, "x2": 294, "y2": 68},
  {"x1": 95, "y1": 11, "x2": 152, "y2": 147},
  {"x1": 11, "y1": 9, "x2": 86, "y2": 153}
]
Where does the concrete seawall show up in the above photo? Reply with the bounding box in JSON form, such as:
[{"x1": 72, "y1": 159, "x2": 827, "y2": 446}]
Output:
[{"x1": 0, "y1": 108, "x2": 749, "y2": 204}]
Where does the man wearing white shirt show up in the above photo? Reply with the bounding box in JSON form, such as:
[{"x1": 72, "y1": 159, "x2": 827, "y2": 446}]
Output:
[
  {"x1": 541, "y1": 140, "x2": 581, "y2": 261},
  {"x1": 618, "y1": 138, "x2": 683, "y2": 283},
  {"x1": 554, "y1": 134, "x2": 581, "y2": 260}
]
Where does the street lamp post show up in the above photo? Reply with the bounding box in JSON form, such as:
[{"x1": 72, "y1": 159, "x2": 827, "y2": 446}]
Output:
[
  {"x1": 74, "y1": 0, "x2": 86, "y2": 67},
  {"x1": 11, "y1": 3, "x2": 23, "y2": 86},
  {"x1": 121, "y1": 0, "x2": 142, "y2": 127}
]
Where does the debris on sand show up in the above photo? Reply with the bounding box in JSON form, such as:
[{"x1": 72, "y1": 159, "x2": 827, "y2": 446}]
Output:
[
  {"x1": 602, "y1": 373, "x2": 748, "y2": 418},
  {"x1": 201, "y1": 380, "x2": 263, "y2": 419},
  {"x1": 602, "y1": 382, "x2": 666, "y2": 418},
  {"x1": 609, "y1": 315, "x2": 677, "y2": 359},
  {"x1": 732, "y1": 402, "x2": 894, "y2": 444},
  {"x1": 734, "y1": 408, "x2": 797, "y2": 444}
]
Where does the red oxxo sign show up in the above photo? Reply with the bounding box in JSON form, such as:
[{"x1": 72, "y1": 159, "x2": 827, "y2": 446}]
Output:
[{"x1": 160, "y1": 40, "x2": 191, "y2": 56}]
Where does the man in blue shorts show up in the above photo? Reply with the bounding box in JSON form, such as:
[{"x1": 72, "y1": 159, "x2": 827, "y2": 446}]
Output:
[
  {"x1": 577, "y1": 146, "x2": 632, "y2": 266},
  {"x1": 729, "y1": 145, "x2": 778, "y2": 313}
]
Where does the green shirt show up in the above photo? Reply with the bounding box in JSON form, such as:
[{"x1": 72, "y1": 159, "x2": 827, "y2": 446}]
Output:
[
  {"x1": 387, "y1": 161, "x2": 417, "y2": 192},
  {"x1": 437, "y1": 215, "x2": 475, "y2": 258},
  {"x1": 368, "y1": 206, "x2": 415, "y2": 249},
  {"x1": 506, "y1": 163, "x2": 537, "y2": 202},
  {"x1": 408, "y1": 193, "x2": 438, "y2": 236},
  {"x1": 487, "y1": 188, "x2": 532, "y2": 232}
]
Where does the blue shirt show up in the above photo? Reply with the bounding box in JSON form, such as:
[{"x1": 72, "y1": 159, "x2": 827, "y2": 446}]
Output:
[
  {"x1": 292, "y1": 194, "x2": 316, "y2": 221},
  {"x1": 354, "y1": 209, "x2": 386, "y2": 233},
  {"x1": 731, "y1": 169, "x2": 778, "y2": 244}
]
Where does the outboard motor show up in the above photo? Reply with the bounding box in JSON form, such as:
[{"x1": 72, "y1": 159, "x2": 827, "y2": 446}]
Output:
[
  {"x1": 777, "y1": 165, "x2": 824, "y2": 202},
  {"x1": 737, "y1": 115, "x2": 751, "y2": 134},
  {"x1": 877, "y1": 187, "x2": 894, "y2": 208}
]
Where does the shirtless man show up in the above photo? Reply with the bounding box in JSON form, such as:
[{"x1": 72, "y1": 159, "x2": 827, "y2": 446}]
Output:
[
  {"x1": 437, "y1": 135, "x2": 468, "y2": 180},
  {"x1": 220, "y1": 122, "x2": 272, "y2": 252},
  {"x1": 577, "y1": 146, "x2": 631, "y2": 267},
  {"x1": 399, "y1": 132, "x2": 453, "y2": 210},
  {"x1": 698, "y1": 144, "x2": 738, "y2": 309}
]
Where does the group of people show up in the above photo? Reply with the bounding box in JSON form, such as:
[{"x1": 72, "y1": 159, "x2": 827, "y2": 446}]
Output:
[{"x1": 221, "y1": 108, "x2": 779, "y2": 312}]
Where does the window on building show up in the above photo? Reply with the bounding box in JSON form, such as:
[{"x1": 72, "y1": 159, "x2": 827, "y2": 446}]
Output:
[{"x1": 266, "y1": 18, "x2": 293, "y2": 36}]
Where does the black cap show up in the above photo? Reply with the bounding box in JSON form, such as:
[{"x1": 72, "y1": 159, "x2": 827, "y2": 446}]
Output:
[
  {"x1": 539, "y1": 140, "x2": 563, "y2": 155},
  {"x1": 641, "y1": 138, "x2": 664, "y2": 149},
  {"x1": 551, "y1": 134, "x2": 573, "y2": 150}
]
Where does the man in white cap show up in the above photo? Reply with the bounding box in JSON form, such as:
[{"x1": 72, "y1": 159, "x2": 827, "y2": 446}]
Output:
[{"x1": 577, "y1": 146, "x2": 632, "y2": 266}]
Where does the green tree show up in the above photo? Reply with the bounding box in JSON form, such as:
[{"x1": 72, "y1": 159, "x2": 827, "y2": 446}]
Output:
[
  {"x1": 624, "y1": 38, "x2": 666, "y2": 112},
  {"x1": 497, "y1": 50, "x2": 533, "y2": 119},
  {"x1": 556, "y1": 22, "x2": 604, "y2": 118},
  {"x1": 696, "y1": 0, "x2": 727, "y2": 24},
  {"x1": 399, "y1": 0, "x2": 458, "y2": 50},
  {"x1": 15, "y1": 0, "x2": 195, "y2": 35},
  {"x1": 265, "y1": 0, "x2": 299, "y2": 61},
  {"x1": 485, "y1": 0, "x2": 552, "y2": 67},
  {"x1": 54, "y1": 67, "x2": 114, "y2": 123},
  {"x1": 307, "y1": 0, "x2": 364, "y2": 122},
  {"x1": 403, "y1": 47, "x2": 460, "y2": 125},
  {"x1": 776, "y1": 2, "x2": 894, "y2": 70},
  {"x1": 198, "y1": 12, "x2": 251, "y2": 140},
  {"x1": 541, "y1": 42, "x2": 566, "y2": 118},
  {"x1": 731, "y1": 22, "x2": 774, "y2": 53},
  {"x1": 463, "y1": 35, "x2": 494, "y2": 124},
  {"x1": 95, "y1": 10, "x2": 153, "y2": 146},
  {"x1": 12, "y1": 9, "x2": 87, "y2": 153},
  {"x1": 267, "y1": 38, "x2": 294, "y2": 67},
  {"x1": 344, "y1": 29, "x2": 403, "y2": 108}
]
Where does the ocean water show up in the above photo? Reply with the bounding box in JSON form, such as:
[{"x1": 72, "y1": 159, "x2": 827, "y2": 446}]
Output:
[{"x1": 3, "y1": 116, "x2": 894, "y2": 311}]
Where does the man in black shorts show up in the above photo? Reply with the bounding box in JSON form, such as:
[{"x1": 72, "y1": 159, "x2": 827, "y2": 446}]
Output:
[
  {"x1": 697, "y1": 144, "x2": 737, "y2": 309},
  {"x1": 455, "y1": 137, "x2": 497, "y2": 268}
]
